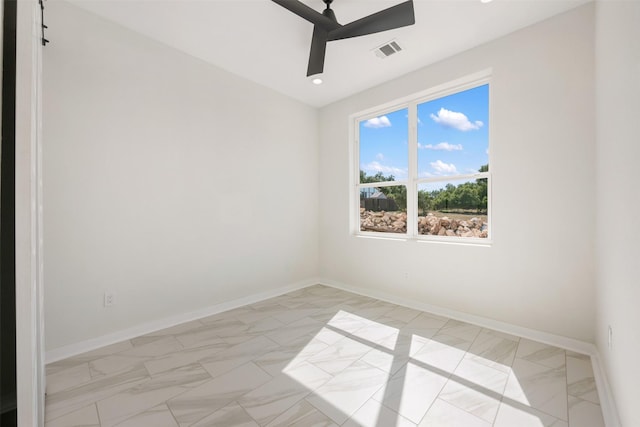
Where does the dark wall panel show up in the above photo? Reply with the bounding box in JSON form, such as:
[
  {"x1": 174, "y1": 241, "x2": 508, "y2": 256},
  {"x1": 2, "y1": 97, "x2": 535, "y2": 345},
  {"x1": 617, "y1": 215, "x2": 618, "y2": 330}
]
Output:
[{"x1": 0, "y1": 0, "x2": 17, "y2": 425}]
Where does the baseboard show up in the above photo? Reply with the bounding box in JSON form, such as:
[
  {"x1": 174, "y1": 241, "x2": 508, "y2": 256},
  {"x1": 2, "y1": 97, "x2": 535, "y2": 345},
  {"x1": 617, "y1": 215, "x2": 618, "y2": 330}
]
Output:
[
  {"x1": 590, "y1": 351, "x2": 622, "y2": 427},
  {"x1": 45, "y1": 277, "x2": 320, "y2": 364},
  {"x1": 319, "y1": 278, "x2": 623, "y2": 427},
  {"x1": 45, "y1": 276, "x2": 621, "y2": 427},
  {"x1": 319, "y1": 278, "x2": 594, "y2": 354}
]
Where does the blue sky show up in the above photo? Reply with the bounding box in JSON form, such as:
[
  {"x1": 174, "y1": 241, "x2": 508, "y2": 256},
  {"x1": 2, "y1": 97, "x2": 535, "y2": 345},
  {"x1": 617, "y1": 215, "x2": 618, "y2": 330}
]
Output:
[{"x1": 359, "y1": 84, "x2": 489, "y2": 184}]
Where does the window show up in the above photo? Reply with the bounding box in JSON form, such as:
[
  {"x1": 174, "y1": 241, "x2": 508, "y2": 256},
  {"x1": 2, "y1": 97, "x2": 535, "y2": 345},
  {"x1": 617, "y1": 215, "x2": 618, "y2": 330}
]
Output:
[{"x1": 354, "y1": 75, "x2": 491, "y2": 242}]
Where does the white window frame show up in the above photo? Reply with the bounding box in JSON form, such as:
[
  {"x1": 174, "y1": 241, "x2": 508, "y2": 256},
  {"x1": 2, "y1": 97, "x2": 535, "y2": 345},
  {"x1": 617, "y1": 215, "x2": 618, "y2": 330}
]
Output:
[{"x1": 350, "y1": 70, "x2": 493, "y2": 245}]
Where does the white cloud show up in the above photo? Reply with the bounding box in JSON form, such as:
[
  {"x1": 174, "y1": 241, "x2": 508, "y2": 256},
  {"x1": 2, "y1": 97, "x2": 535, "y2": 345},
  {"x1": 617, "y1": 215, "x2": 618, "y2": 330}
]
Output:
[
  {"x1": 430, "y1": 108, "x2": 483, "y2": 131},
  {"x1": 430, "y1": 160, "x2": 458, "y2": 174},
  {"x1": 362, "y1": 161, "x2": 407, "y2": 177},
  {"x1": 375, "y1": 153, "x2": 384, "y2": 160},
  {"x1": 418, "y1": 142, "x2": 463, "y2": 151},
  {"x1": 364, "y1": 116, "x2": 392, "y2": 128}
]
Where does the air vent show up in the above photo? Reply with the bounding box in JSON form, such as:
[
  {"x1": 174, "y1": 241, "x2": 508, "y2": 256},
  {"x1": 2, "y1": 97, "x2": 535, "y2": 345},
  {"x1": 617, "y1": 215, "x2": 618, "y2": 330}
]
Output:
[{"x1": 373, "y1": 40, "x2": 403, "y2": 59}]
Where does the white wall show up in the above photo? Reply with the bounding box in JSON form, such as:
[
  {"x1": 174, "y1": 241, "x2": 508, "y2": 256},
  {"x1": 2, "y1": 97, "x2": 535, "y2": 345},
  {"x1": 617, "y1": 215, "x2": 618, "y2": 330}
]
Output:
[
  {"x1": 595, "y1": 1, "x2": 640, "y2": 426},
  {"x1": 43, "y1": 1, "x2": 319, "y2": 351},
  {"x1": 319, "y1": 4, "x2": 596, "y2": 342}
]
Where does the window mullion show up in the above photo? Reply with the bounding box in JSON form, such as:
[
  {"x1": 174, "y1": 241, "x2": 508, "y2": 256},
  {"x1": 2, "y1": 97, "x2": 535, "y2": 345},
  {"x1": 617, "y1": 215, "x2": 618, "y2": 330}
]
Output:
[
  {"x1": 359, "y1": 181, "x2": 408, "y2": 189},
  {"x1": 352, "y1": 127, "x2": 360, "y2": 234},
  {"x1": 407, "y1": 102, "x2": 418, "y2": 237}
]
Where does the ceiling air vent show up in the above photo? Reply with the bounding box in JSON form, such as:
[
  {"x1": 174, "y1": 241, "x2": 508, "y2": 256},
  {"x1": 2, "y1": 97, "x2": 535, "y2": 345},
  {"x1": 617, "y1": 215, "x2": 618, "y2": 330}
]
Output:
[{"x1": 374, "y1": 40, "x2": 403, "y2": 59}]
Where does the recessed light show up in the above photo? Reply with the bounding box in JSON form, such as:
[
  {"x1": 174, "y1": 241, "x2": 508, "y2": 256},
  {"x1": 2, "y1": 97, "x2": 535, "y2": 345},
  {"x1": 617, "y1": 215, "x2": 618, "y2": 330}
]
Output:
[
  {"x1": 480, "y1": 0, "x2": 493, "y2": 3},
  {"x1": 312, "y1": 77, "x2": 323, "y2": 85}
]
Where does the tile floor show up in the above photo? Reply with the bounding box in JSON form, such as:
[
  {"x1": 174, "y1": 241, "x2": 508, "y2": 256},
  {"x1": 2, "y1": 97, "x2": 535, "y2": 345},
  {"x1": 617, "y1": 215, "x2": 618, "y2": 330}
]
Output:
[{"x1": 45, "y1": 285, "x2": 606, "y2": 427}]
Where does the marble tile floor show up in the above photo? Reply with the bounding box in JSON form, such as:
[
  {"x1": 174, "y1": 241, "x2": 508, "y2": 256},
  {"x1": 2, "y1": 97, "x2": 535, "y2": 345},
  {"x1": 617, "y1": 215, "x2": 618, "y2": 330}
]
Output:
[{"x1": 45, "y1": 285, "x2": 606, "y2": 427}]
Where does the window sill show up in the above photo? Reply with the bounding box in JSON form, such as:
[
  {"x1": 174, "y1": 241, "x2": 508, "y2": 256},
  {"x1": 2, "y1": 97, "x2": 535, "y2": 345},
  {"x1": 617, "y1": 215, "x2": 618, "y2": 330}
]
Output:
[{"x1": 353, "y1": 232, "x2": 492, "y2": 247}]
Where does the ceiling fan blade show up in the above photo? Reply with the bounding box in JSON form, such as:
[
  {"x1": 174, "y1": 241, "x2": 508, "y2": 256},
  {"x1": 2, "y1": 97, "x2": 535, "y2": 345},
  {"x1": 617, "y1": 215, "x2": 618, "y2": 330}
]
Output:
[
  {"x1": 327, "y1": 0, "x2": 415, "y2": 41},
  {"x1": 272, "y1": 0, "x2": 341, "y2": 32},
  {"x1": 307, "y1": 25, "x2": 328, "y2": 76}
]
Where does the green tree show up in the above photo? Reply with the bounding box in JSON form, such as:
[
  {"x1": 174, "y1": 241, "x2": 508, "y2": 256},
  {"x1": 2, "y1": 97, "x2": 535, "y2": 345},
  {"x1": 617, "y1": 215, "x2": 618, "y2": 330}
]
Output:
[
  {"x1": 475, "y1": 178, "x2": 488, "y2": 211},
  {"x1": 452, "y1": 182, "x2": 481, "y2": 209},
  {"x1": 433, "y1": 190, "x2": 451, "y2": 211},
  {"x1": 475, "y1": 165, "x2": 489, "y2": 212},
  {"x1": 417, "y1": 190, "x2": 431, "y2": 214}
]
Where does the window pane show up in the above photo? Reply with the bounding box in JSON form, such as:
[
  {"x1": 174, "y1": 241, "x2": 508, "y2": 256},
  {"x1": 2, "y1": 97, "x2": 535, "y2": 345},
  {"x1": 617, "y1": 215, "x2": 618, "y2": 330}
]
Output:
[
  {"x1": 359, "y1": 108, "x2": 408, "y2": 184},
  {"x1": 360, "y1": 185, "x2": 407, "y2": 234},
  {"x1": 417, "y1": 178, "x2": 488, "y2": 238},
  {"x1": 417, "y1": 85, "x2": 489, "y2": 178}
]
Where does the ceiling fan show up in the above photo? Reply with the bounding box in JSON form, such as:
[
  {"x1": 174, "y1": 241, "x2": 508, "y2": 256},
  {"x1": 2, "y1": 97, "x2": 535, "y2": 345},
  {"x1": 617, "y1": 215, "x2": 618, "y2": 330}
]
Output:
[{"x1": 272, "y1": 0, "x2": 415, "y2": 77}]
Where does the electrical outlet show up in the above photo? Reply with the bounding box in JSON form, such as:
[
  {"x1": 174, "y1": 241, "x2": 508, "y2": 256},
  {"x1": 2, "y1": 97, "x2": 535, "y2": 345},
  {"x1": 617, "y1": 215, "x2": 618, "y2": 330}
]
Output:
[
  {"x1": 608, "y1": 325, "x2": 613, "y2": 350},
  {"x1": 104, "y1": 292, "x2": 115, "y2": 307},
  {"x1": 403, "y1": 271, "x2": 409, "y2": 280}
]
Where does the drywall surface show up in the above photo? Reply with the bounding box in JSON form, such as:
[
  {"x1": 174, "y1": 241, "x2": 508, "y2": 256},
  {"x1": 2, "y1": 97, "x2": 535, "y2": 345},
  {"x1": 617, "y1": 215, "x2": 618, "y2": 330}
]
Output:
[
  {"x1": 595, "y1": 1, "x2": 640, "y2": 426},
  {"x1": 319, "y1": 5, "x2": 596, "y2": 342},
  {"x1": 43, "y1": 1, "x2": 319, "y2": 350}
]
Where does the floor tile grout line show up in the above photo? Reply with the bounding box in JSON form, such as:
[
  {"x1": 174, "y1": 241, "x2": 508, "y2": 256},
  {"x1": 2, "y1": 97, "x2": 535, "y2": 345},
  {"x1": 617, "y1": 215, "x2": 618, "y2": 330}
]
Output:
[
  {"x1": 251, "y1": 359, "x2": 275, "y2": 380},
  {"x1": 423, "y1": 326, "x2": 482, "y2": 426},
  {"x1": 235, "y1": 388, "x2": 314, "y2": 427},
  {"x1": 95, "y1": 401, "x2": 104, "y2": 427},
  {"x1": 514, "y1": 350, "x2": 568, "y2": 371},
  {"x1": 395, "y1": 373, "x2": 451, "y2": 427},
  {"x1": 373, "y1": 329, "x2": 428, "y2": 427},
  {"x1": 440, "y1": 326, "x2": 522, "y2": 425},
  {"x1": 162, "y1": 360, "x2": 259, "y2": 427},
  {"x1": 496, "y1": 391, "x2": 567, "y2": 426},
  {"x1": 231, "y1": 400, "x2": 263, "y2": 427},
  {"x1": 165, "y1": 401, "x2": 181, "y2": 427},
  {"x1": 45, "y1": 361, "x2": 94, "y2": 396},
  {"x1": 336, "y1": 360, "x2": 403, "y2": 426},
  {"x1": 44, "y1": 367, "x2": 153, "y2": 424},
  {"x1": 44, "y1": 402, "x2": 103, "y2": 427},
  {"x1": 89, "y1": 370, "x2": 197, "y2": 427},
  {"x1": 105, "y1": 403, "x2": 166, "y2": 427},
  {"x1": 490, "y1": 351, "x2": 514, "y2": 426},
  {"x1": 493, "y1": 340, "x2": 571, "y2": 425},
  {"x1": 92, "y1": 361, "x2": 212, "y2": 426},
  {"x1": 326, "y1": 359, "x2": 389, "y2": 426}
]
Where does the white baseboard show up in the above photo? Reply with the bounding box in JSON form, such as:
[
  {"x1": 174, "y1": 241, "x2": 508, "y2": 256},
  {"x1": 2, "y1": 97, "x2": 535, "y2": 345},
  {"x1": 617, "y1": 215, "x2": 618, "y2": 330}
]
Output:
[
  {"x1": 45, "y1": 276, "x2": 621, "y2": 427},
  {"x1": 318, "y1": 278, "x2": 621, "y2": 427},
  {"x1": 590, "y1": 351, "x2": 622, "y2": 427},
  {"x1": 319, "y1": 278, "x2": 594, "y2": 354},
  {"x1": 45, "y1": 277, "x2": 320, "y2": 364}
]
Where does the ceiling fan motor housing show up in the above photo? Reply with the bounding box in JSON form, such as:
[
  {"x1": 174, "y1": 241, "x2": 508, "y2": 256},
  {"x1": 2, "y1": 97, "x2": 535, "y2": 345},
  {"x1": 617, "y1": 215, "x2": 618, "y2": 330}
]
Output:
[{"x1": 323, "y1": 8, "x2": 337, "y2": 22}]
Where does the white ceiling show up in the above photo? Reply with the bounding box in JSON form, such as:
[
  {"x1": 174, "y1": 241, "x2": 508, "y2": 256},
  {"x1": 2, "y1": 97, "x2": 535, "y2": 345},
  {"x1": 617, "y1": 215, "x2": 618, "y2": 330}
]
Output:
[{"x1": 65, "y1": 0, "x2": 590, "y2": 107}]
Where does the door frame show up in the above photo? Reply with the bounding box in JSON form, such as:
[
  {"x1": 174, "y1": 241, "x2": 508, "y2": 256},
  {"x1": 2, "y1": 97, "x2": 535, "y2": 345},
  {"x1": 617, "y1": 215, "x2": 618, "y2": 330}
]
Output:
[{"x1": 15, "y1": 0, "x2": 44, "y2": 425}]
